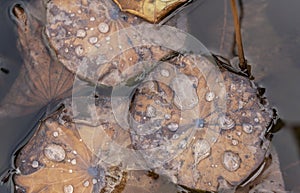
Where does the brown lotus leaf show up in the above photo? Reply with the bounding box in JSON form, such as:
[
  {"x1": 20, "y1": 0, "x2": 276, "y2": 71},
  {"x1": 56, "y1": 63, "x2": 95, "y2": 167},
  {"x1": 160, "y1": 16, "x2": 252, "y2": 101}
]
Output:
[
  {"x1": 127, "y1": 54, "x2": 273, "y2": 191},
  {"x1": 0, "y1": 3, "x2": 73, "y2": 117},
  {"x1": 14, "y1": 116, "x2": 94, "y2": 193},
  {"x1": 13, "y1": 101, "x2": 187, "y2": 193},
  {"x1": 112, "y1": 0, "x2": 189, "y2": 23},
  {"x1": 45, "y1": 0, "x2": 187, "y2": 87},
  {"x1": 9, "y1": 1, "x2": 280, "y2": 192}
]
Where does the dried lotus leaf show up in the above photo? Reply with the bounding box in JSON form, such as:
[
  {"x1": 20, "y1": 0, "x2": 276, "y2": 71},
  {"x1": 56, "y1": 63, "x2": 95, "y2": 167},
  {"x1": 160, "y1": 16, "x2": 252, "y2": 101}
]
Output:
[
  {"x1": 14, "y1": 117, "x2": 94, "y2": 193},
  {"x1": 0, "y1": 3, "x2": 73, "y2": 117},
  {"x1": 14, "y1": 98, "x2": 189, "y2": 193},
  {"x1": 45, "y1": 0, "x2": 190, "y2": 87},
  {"x1": 113, "y1": 0, "x2": 189, "y2": 23},
  {"x1": 45, "y1": 0, "x2": 176, "y2": 87},
  {"x1": 127, "y1": 54, "x2": 273, "y2": 191},
  {"x1": 14, "y1": 106, "x2": 130, "y2": 193}
]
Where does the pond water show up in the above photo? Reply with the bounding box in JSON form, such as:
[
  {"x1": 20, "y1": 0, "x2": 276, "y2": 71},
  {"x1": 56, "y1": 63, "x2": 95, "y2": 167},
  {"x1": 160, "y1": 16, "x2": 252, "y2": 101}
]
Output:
[{"x1": 0, "y1": 0, "x2": 299, "y2": 192}]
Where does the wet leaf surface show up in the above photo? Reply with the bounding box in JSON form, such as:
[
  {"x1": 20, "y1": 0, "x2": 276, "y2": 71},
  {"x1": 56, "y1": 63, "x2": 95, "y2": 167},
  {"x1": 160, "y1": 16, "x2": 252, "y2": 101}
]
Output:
[
  {"x1": 125, "y1": 54, "x2": 274, "y2": 192},
  {"x1": 45, "y1": 0, "x2": 187, "y2": 87},
  {"x1": 14, "y1": 101, "x2": 185, "y2": 193},
  {"x1": 6, "y1": 0, "x2": 287, "y2": 192},
  {"x1": 14, "y1": 52, "x2": 277, "y2": 192},
  {"x1": 112, "y1": 0, "x2": 189, "y2": 23},
  {"x1": 14, "y1": 116, "x2": 94, "y2": 193},
  {"x1": 0, "y1": 3, "x2": 74, "y2": 117}
]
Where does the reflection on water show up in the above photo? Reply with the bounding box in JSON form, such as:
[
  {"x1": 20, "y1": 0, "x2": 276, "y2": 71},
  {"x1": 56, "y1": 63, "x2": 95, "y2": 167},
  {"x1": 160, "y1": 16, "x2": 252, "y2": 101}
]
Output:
[{"x1": 0, "y1": 0, "x2": 299, "y2": 192}]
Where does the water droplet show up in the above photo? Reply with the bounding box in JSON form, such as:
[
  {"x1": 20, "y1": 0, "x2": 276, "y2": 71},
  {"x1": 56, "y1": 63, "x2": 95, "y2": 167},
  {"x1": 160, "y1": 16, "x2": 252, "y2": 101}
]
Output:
[
  {"x1": 195, "y1": 118, "x2": 204, "y2": 128},
  {"x1": 238, "y1": 101, "x2": 244, "y2": 109},
  {"x1": 171, "y1": 74, "x2": 199, "y2": 110},
  {"x1": 219, "y1": 115, "x2": 235, "y2": 130},
  {"x1": 242, "y1": 123, "x2": 253, "y2": 134},
  {"x1": 76, "y1": 29, "x2": 86, "y2": 38},
  {"x1": 231, "y1": 139, "x2": 238, "y2": 146},
  {"x1": 254, "y1": 117, "x2": 259, "y2": 123},
  {"x1": 164, "y1": 114, "x2": 171, "y2": 120},
  {"x1": 167, "y1": 122, "x2": 179, "y2": 132},
  {"x1": 172, "y1": 134, "x2": 179, "y2": 140},
  {"x1": 71, "y1": 159, "x2": 77, "y2": 165},
  {"x1": 31, "y1": 161, "x2": 39, "y2": 168},
  {"x1": 160, "y1": 69, "x2": 170, "y2": 77},
  {"x1": 89, "y1": 36, "x2": 98, "y2": 44},
  {"x1": 64, "y1": 185, "x2": 74, "y2": 193},
  {"x1": 83, "y1": 180, "x2": 89, "y2": 187},
  {"x1": 146, "y1": 105, "x2": 156, "y2": 118},
  {"x1": 192, "y1": 139, "x2": 211, "y2": 165},
  {"x1": 53, "y1": 131, "x2": 59, "y2": 137},
  {"x1": 98, "y1": 22, "x2": 109, "y2": 33},
  {"x1": 90, "y1": 17, "x2": 95, "y2": 21},
  {"x1": 222, "y1": 151, "x2": 241, "y2": 172},
  {"x1": 75, "y1": 45, "x2": 84, "y2": 56},
  {"x1": 178, "y1": 139, "x2": 187, "y2": 149},
  {"x1": 205, "y1": 91, "x2": 215, "y2": 102},
  {"x1": 44, "y1": 144, "x2": 66, "y2": 162}
]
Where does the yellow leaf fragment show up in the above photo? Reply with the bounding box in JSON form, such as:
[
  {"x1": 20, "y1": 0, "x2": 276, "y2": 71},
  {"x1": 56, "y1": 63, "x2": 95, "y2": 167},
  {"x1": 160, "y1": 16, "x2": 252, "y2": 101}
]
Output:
[{"x1": 113, "y1": 0, "x2": 188, "y2": 23}]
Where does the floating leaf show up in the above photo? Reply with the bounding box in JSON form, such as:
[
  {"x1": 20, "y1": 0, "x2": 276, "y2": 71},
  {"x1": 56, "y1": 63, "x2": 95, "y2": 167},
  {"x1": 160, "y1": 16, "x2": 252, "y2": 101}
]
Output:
[
  {"x1": 123, "y1": 54, "x2": 274, "y2": 192},
  {"x1": 14, "y1": 116, "x2": 94, "y2": 193},
  {"x1": 10, "y1": 1, "x2": 279, "y2": 192},
  {"x1": 112, "y1": 0, "x2": 189, "y2": 23},
  {"x1": 14, "y1": 51, "x2": 275, "y2": 192},
  {"x1": 13, "y1": 103, "x2": 185, "y2": 192},
  {"x1": 45, "y1": 0, "x2": 188, "y2": 87},
  {"x1": 0, "y1": 3, "x2": 74, "y2": 117}
]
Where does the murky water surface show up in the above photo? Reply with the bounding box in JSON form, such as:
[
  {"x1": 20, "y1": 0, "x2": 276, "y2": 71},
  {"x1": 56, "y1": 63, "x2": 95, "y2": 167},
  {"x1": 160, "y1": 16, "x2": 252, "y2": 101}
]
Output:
[{"x1": 0, "y1": 0, "x2": 299, "y2": 192}]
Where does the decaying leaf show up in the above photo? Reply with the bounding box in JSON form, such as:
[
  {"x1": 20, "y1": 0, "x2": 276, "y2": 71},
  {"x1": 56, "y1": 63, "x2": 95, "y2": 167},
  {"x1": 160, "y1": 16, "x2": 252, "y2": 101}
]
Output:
[
  {"x1": 44, "y1": 0, "x2": 188, "y2": 87},
  {"x1": 14, "y1": 51, "x2": 278, "y2": 192},
  {"x1": 0, "y1": 3, "x2": 73, "y2": 117},
  {"x1": 14, "y1": 116, "x2": 94, "y2": 193},
  {"x1": 13, "y1": 100, "x2": 187, "y2": 193},
  {"x1": 9, "y1": 0, "x2": 284, "y2": 192},
  {"x1": 112, "y1": 0, "x2": 189, "y2": 23},
  {"x1": 125, "y1": 53, "x2": 274, "y2": 192}
]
